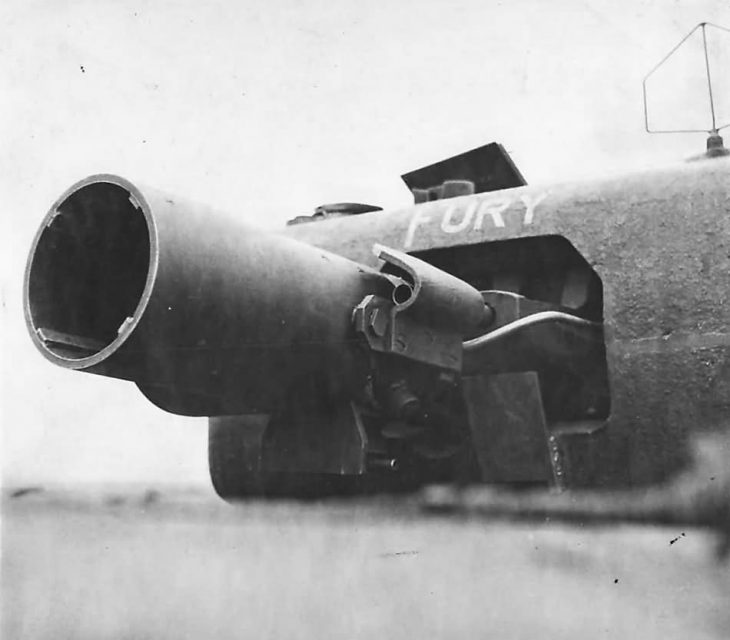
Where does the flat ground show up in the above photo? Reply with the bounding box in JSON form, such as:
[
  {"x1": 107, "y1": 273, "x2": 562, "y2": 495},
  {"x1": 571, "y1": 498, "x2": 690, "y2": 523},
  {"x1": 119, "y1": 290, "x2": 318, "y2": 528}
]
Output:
[{"x1": 2, "y1": 486, "x2": 728, "y2": 640}]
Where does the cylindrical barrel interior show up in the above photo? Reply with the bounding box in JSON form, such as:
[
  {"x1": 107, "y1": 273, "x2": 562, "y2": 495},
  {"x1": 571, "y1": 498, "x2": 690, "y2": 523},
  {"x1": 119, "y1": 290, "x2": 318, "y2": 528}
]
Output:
[{"x1": 26, "y1": 180, "x2": 152, "y2": 361}]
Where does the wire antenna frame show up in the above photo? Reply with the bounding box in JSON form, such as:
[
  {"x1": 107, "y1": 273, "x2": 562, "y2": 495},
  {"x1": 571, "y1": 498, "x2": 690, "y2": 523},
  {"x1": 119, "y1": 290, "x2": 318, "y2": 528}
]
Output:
[{"x1": 643, "y1": 22, "x2": 730, "y2": 136}]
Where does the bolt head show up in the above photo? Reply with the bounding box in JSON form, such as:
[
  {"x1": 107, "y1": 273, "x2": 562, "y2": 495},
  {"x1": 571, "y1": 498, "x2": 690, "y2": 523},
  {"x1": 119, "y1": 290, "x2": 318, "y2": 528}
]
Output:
[{"x1": 368, "y1": 308, "x2": 388, "y2": 337}]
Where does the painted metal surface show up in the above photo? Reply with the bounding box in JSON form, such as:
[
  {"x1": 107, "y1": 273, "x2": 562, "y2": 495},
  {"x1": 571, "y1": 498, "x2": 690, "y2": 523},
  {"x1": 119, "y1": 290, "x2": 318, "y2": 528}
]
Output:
[
  {"x1": 23, "y1": 158, "x2": 730, "y2": 491},
  {"x1": 24, "y1": 175, "x2": 392, "y2": 416},
  {"x1": 462, "y1": 372, "x2": 555, "y2": 484},
  {"x1": 285, "y1": 158, "x2": 730, "y2": 486}
]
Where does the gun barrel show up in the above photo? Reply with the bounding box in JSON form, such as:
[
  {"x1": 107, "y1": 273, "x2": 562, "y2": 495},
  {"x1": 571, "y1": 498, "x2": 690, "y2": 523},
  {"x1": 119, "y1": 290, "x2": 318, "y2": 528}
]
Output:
[{"x1": 24, "y1": 175, "x2": 390, "y2": 416}]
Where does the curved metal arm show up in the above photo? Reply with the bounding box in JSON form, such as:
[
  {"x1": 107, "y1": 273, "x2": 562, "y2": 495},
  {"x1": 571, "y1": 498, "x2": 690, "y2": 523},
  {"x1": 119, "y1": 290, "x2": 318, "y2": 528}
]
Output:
[{"x1": 463, "y1": 311, "x2": 601, "y2": 351}]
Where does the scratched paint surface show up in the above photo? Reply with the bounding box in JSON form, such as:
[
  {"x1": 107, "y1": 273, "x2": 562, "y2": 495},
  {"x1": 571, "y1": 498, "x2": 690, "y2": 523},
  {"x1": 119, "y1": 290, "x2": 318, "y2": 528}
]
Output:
[
  {"x1": 3, "y1": 487, "x2": 729, "y2": 640},
  {"x1": 284, "y1": 159, "x2": 730, "y2": 310},
  {"x1": 284, "y1": 159, "x2": 730, "y2": 487}
]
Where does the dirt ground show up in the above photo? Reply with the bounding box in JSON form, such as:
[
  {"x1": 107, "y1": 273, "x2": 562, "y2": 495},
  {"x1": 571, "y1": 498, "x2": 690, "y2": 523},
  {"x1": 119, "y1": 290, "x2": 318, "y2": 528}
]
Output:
[{"x1": 2, "y1": 485, "x2": 729, "y2": 640}]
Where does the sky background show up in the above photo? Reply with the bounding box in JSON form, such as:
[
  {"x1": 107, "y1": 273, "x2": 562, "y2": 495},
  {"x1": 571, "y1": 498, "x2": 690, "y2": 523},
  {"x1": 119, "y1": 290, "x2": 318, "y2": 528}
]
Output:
[{"x1": 2, "y1": 0, "x2": 729, "y2": 486}]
